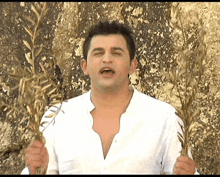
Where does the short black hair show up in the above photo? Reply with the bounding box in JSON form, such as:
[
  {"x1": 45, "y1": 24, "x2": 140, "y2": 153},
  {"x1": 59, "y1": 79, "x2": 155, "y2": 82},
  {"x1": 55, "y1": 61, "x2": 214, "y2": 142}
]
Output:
[{"x1": 83, "y1": 21, "x2": 136, "y2": 61}]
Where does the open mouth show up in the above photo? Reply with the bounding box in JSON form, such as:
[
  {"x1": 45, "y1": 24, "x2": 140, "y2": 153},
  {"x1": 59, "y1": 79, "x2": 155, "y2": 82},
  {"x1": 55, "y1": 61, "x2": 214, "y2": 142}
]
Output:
[{"x1": 100, "y1": 68, "x2": 115, "y2": 74}]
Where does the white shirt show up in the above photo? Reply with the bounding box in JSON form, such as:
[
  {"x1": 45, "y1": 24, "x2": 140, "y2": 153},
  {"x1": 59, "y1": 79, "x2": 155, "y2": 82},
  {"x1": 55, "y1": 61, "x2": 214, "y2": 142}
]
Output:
[{"x1": 21, "y1": 88, "x2": 184, "y2": 174}]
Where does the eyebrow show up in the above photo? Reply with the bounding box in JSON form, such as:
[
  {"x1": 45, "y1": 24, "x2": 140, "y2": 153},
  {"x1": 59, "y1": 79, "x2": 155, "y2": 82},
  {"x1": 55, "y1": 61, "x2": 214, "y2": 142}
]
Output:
[
  {"x1": 112, "y1": 47, "x2": 124, "y2": 52},
  {"x1": 91, "y1": 47, "x2": 125, "y2": 53},
  {"x1": 91, "y1": 48, "x2": 104, "y2": 53}
]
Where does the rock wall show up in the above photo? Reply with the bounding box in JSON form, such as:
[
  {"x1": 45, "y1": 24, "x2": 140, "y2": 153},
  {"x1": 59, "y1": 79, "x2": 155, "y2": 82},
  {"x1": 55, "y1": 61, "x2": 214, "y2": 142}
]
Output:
[{"x1": 0, "y1": 2, "x2": 219, "y2": 174}]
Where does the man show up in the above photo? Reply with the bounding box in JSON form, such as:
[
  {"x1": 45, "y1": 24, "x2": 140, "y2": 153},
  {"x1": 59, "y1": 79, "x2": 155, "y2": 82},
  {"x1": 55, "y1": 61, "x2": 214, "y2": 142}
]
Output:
[{"x1": 22, "y1": 21, "x2": 197, "y2": 174}]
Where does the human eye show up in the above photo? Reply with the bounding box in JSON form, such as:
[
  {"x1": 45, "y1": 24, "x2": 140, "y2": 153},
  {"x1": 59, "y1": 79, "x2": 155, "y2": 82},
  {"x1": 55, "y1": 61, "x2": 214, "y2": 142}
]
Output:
[
  {"x1": 112, "y1": 52, "x2": 121, "y2": 56},
  {"x1": 94, "y1": 52, "x2": 104, "y2": 56}
]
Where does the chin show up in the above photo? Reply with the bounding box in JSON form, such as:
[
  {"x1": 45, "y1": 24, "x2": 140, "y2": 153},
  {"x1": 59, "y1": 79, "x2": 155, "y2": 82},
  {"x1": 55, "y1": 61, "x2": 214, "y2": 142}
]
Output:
[{"x1": 100, "y1": 84, "x2": 119, "y2": 92}]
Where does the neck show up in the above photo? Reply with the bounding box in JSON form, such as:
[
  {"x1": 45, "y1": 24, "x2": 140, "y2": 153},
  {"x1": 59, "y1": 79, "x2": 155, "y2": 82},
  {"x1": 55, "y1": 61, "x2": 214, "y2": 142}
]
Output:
[{"x1": 90, "y1": 85, "x2": 133, "y2": 111}]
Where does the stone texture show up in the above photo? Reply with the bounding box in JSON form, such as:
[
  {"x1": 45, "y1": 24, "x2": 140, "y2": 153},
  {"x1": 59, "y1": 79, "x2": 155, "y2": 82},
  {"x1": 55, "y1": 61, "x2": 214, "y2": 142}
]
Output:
[{"x1": 0, "y1": 2, "x2": 219, "y2": 174}]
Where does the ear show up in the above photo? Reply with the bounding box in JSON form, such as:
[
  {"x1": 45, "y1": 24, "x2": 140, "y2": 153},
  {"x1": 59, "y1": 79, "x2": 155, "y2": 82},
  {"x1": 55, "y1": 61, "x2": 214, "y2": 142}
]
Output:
[
  {"x1": 81, "y1": 59, "x2": 89, "y2": 75},
  {"x1": 129, "y1": 59, "x2": 138, "y2": 75}
]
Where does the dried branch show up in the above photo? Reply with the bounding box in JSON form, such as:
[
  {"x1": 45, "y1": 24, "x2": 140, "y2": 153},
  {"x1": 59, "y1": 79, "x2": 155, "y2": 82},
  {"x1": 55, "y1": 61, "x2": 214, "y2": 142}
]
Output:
[{"x1": 166, "y1": 2, "x2": 208, "y2": 156}]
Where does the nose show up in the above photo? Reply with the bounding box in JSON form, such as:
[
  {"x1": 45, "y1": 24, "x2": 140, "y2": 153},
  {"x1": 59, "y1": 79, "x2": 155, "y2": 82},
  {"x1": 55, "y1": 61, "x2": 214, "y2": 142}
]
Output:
[{"x1": 102, "y1": 53, "x2": 113, "y2": 63}]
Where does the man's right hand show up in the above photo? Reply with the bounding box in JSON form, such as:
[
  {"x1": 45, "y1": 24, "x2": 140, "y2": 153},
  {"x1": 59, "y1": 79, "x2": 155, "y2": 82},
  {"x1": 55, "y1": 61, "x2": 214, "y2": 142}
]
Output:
[{"x1": 25, "y1": 140, "x2": 49, "y2": 174}]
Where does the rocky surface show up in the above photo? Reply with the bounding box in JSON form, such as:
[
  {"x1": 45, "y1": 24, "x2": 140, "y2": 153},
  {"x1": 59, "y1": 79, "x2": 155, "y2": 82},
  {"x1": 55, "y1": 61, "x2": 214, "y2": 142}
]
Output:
[{"x1": 0, "y1": 2, "x2": 219, "y2": 174}]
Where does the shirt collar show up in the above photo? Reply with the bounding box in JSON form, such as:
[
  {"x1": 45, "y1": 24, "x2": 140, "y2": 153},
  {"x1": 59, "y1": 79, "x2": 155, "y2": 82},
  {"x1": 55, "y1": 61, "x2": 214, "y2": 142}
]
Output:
[
  {"x1": 84, "y1": 90, "x2": 95, "y2": 112},
  {"x1": 124, "y1": 86, "x2": 139, "y2": 115},
  {"x1": 84, "y1": 86, "x2": 140, "y2": 114}
]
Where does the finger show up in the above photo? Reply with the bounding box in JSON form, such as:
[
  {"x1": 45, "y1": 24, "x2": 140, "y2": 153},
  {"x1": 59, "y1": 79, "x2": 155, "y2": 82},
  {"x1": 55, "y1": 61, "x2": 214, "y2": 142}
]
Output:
[
  {"x1": 27, "y1": 140, "x2": 45, "y2": 151},
  {"x1": 26, "y1": 147, "x2": 42, "y2": 155},
  {"x1": 174, "y1": 168, "x2": 189, "y2": 175},
  {"x1": 27, "y1": 159, "x2": 46, "y2": 175},
  {"x1": 173, "y1": 163, "x2": 191, "y2": 175},
  {"x1": 26, "y1": 143, "x2": 47, "y2": 156},
  {"x1": 28, "y1": 159, "x2": 45, "y2": 168},
  {"x1": 26, "y1": 152, "x2": 47, "y2": 163},
  {"x1": 175, "y1": 161, "x2": 195, "y2": 173},
  {"x1": 177, "y1": 155, "x2": 196, "y2": 167}
]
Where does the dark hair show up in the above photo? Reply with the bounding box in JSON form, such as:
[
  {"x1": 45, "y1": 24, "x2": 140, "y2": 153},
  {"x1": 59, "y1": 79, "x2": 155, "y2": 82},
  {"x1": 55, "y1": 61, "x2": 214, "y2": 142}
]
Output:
[{"x1": 83, "y1": 21, "x2": 136, "y2": 61}]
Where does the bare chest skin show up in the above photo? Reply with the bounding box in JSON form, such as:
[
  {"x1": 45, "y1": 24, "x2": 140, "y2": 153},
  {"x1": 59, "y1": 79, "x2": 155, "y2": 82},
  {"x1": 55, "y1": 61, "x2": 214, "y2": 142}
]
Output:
[{"x1": 91, "y1": 109, "x2": 122, "y2": 159}]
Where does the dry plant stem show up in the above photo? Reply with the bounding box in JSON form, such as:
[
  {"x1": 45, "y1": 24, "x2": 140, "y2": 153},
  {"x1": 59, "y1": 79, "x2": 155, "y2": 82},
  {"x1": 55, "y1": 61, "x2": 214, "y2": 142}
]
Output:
[
  {"x1": 31, "y1": 8, "x2": 41, "y2": 74},
  {"x1": 169, "y1": 3, "x2": 207, "y2": 158}
]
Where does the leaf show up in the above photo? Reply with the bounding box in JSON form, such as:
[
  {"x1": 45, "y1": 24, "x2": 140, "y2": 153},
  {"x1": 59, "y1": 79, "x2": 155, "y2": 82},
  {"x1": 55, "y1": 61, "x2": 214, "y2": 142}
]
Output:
[
  {"x1": 35, "y1": 47, "x2": 43, "y2": 57},
  {"x1": 175, "y1": 110, "x2": 184, "y2": 120},
  {"x1": 41, "y1": 2, "x2": 49, "y2": 17},
  {"x1": 40, "y1": 121, "x2": 48, "y2": 127},
  {"x1": 23, "y1": 40, "x2": 31, "y2": 50},
  {"x1": 50, "y1": 100, "x2": 62, "y2": 105},
  {"x1": 24, "y1": 26, "x2": 33, "y2": 38},
  {"x1": 48, "y1": 109, "x2": 58, "y2": 113},
  {"x1": 177, "y1": 131, "x2": 184, "y2": 140},
  {"x1": 20, "y1": 116, "x2": 29, "y2": 125},
  {"x1": 48, "y1": 88, "x2": 57, "y2": 95},
  {"x1": 27, "y1": 105, "x2": 32, "y2": 114},
  {"x1": 25, "y1": 52, "x2": 33, "y2": 65},
  {"x1": 33, "y1": 85, "x2": 42, "y2": 90},
  {"x1": 42, "y1": 83, "x2": 53, "y2": 91},
  {"x1": 178, "y1": 121, "x2": 185, "y2": 134},
  {"x1": 35, "y1": 2, "x2": 42, "y2": 11},
  {"x1": 6, "y1": 109, "x2": 13, "y2": 117},
  {"x1": 177, "y1": 134, "x2": 184, "y2": 148},
  {"x1": 42, "y1": 2, "x2": 47, "y2": 11},
  {"x1": 35, "y1": 28, "x2": 41, "y2": 39},
  {"x1": 34, "y1": 114, "x2": 39, "y2": 123},
  {"x1": 24, "y1": 16, "x2": 36, "y2": 25},
  {"x1": 31, "y1": 4, "x2": 40, "y2": 19},
  {"x1": 40, "y1": 79, "x2": 49, "y2": 85},
  {"x1": 19, "y1": 78, "x2": 25, "y2": 95},
  {"x1": 45, "y1": 112, "x2": 56, "y2": 118},
  {"x1": 39, "y1": 62, "x2": 46, "y2": 73},
  {"x1": 42, "y1": 8, "x2": 49, "y2": 18},
  {"x1": 50, "y1": 94, "x2": 63, "y2": 99}
]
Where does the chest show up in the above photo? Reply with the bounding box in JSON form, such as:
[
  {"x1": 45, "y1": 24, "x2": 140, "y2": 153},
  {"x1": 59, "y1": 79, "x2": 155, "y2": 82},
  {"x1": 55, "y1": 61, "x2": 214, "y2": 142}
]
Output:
[{"x1": 91, "y1": 110, "x2": 121, "y2": 159}]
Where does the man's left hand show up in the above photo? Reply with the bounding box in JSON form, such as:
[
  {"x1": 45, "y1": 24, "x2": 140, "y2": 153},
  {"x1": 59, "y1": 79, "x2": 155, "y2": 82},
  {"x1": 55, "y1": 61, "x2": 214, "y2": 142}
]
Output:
[{"x1": 173, "y1": 155, "x2": 197, "y2": 175}]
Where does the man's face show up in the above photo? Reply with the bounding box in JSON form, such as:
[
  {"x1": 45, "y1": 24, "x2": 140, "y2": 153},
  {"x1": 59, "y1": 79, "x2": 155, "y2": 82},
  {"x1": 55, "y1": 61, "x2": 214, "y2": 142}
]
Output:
[{"x1": 81, "y1": 34, "x2": 137, "y2": 92}]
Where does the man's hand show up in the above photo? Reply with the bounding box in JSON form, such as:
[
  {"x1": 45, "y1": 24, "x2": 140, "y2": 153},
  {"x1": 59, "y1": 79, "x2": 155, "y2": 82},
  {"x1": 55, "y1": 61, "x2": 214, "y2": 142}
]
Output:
[
  {"x1": 173, "y1": 155, "x2": 197, "y2": 174},
  {"x1": 25, "y1": 140, "x2": 49, "y2": 174}
]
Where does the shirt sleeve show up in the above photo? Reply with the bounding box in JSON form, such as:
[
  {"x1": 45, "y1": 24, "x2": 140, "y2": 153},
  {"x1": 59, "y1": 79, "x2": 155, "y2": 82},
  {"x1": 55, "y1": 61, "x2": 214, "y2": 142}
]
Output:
[
  {"x1": 161, "y1": 107, "x2": 183, "y2": 174},
  {"x1": 43, "y1": 123, "x2": 59, "y2": 174},
  {"x1": 40, "y1": 106, "x2": 60, "y2": 174},
  {"x1": 20, "y1": 106, "x2": 60, "y2": 174}
]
